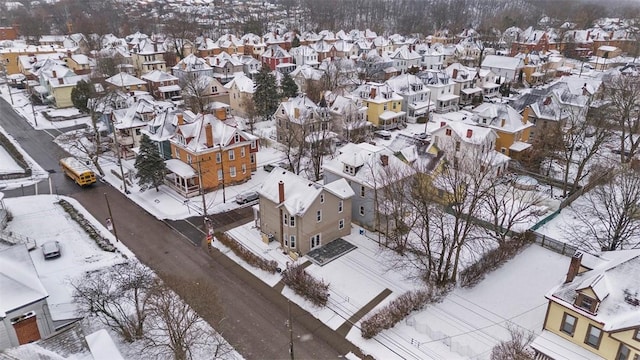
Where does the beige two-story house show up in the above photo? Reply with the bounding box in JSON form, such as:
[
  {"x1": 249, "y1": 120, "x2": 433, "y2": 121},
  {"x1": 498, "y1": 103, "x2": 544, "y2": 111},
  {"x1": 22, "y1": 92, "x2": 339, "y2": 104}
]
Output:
[{"x1": 257, "y1": 168, "x2": 354, "y2": 257}]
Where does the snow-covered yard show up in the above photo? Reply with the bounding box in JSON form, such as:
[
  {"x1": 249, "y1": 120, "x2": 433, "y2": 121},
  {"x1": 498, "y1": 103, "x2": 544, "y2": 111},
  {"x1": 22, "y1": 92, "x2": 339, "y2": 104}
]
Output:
[{"x1": 224, "y1": 221, "x2": 569, "y2": 359}]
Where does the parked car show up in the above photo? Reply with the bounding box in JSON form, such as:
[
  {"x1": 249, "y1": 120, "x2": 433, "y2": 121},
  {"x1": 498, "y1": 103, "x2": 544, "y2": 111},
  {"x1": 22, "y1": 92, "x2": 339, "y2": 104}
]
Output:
[
  {"x1": 236, "y1": 191, "x2": 259, "y2": 204},
  {"x1": 374, "y1": 130, "x2": 392, "y2": 140},
  {"x1": 263, "y1": 163, "x2": 276, "y2": 172},
  {"x1": 42, "y1": 241, "x2": 61, "y2": 259}
]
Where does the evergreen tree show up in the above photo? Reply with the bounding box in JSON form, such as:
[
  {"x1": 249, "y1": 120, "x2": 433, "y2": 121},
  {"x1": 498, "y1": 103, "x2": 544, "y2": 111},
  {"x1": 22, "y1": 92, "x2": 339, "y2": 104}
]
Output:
[
  {"x1": 71, "y1": 80, "x2": 94, "y2": 113},
  {"x1": 291, "y1": 36, "x2": 300, "y2": 48},
  {"x1": 134, "y1": 134, "x2": 166, "y2": 192},
  {"x1": 253, "y1": 67, "x2": 280, "y2": 121},
  {"x1": 280, "y1": 73, "x2": 299, "y2": 99}
]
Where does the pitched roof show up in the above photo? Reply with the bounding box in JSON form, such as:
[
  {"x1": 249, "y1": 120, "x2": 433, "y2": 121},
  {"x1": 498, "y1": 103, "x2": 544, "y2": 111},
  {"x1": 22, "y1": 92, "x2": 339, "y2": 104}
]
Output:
[
  {"x1": 0, "y1": 245, "x2": 48, "y2": 316},
  {"x1": 481, "y1": 55, "x2": 523, "y2": 70}
]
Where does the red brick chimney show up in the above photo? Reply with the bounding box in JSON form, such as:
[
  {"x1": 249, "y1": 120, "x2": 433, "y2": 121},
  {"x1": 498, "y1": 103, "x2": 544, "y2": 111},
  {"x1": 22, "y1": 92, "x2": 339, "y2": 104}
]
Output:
[
  {"x1": 369, "y1": 87, "x2": 376, "y2": 99},
  {"x1": 52, "y1": 70, "x2": 57, "y2": 78},
  {"x1": 452, "y1": 68, "x2": 458, "y2": 79},
  {"x1": 466, "y1": 129, "x2": 473, "y2": 138},
  {"x1": 440, "y1": 121, "x2": 446, "y2": 127},
  {"x1": 380, "y1": 154, "x2": 389, "y2": 166},
  {"x1": 177, "y1": 113, "x2": 184, "y2": 125},
  {"x1": 565, "y1": 251, "x2": 583, "y2": 283},
  {"x1": 278, "y1": 181, "x2": 285, "y2": 203},
  {"x1": 205, "y1": 121, "x2": 214, "y2": 148},
  {"x1": 58, "y1": 78, "x2": 64, "y2": 85}
]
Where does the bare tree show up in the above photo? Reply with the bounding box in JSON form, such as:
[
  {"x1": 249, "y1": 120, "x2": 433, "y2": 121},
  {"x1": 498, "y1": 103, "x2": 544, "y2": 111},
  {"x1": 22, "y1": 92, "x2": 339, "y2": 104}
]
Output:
[
  {"x1": 181, "y1": 74, "x2": 212, "y2": 114},
  {"x1": 73, "y1": 261, "x2": 154, "y2": 342},
  {"x1": 161, "y1": 8, "x2": 201, "y2": 60},
  {"x1": 567, "y1": 165, "x2": 640, "y2": 251},
  {"x1": 604, "y1": 74, "x2": 640, "y2": 163},
  {"x1": 557, "y1": 98, "x2": 612, "y2": 196},
  {"x1": 240, "y1": 96, "x2": 258, "y2": 134},
  {"x1": 490, "y1": 324, "x2": 535, "y2": 360}
]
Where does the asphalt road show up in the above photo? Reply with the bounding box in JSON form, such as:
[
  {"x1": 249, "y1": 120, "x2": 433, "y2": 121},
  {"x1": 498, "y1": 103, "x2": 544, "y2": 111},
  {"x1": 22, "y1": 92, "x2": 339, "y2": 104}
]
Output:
[{"x1": 0, "y1": 97, "x2": 365, "y2": 359}]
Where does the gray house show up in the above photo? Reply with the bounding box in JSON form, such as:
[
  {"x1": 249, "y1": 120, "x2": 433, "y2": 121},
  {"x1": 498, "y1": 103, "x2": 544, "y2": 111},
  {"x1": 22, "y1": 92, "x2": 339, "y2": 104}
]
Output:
[
  {"x1": 258, "y1": 168, "x2": 354, "y2": 258},
  {"x1": 0, "y1": 245, "x2": 55, "y2": 350},
  {"x1": 323, "y1": 142, "x2": 414, "y2": 231}
]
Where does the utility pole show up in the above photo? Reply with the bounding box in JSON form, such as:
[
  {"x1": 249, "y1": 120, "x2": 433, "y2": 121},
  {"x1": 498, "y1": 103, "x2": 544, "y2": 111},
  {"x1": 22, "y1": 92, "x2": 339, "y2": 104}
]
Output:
[
  {"x1": 104, "y1": 193, "x2": 119, "y2": 242},
  {"x1": 288, "y1": 300, "x2": 294, "y2": 360},
  {"x1": 0, "y1": 60, "x2": 13, "y2": 105},
  {"x1": 219, "y1": 144, "x2": 226, "y2": 203},
  {"x1": 196, "y1": 160, "x2": 208, "y2": 217}
]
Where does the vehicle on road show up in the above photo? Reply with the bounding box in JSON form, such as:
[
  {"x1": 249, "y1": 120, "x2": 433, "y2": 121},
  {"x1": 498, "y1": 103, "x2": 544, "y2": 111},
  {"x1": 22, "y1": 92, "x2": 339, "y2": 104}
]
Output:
[
  {"x1": 42, "y1": 241, "x2": 61, "y2": 259},
  {"x1": 263, "y1": 163, "x2": 276, "y2": 172},
  {"x1": 60, "y1": 157, "x2": 96, "y2": 186},
  {"x1": 236, "y1": 191, "x2": 259, "y2": 204}
]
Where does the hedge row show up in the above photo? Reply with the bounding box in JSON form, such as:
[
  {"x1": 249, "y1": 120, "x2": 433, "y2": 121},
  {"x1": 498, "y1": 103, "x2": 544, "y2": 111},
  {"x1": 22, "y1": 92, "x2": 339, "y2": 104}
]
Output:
[
  {"x1": 282, "y1": 264, "x2": 330, "y2": 307},
  {"x1": 215, "y1": 232, "x2": 278, "y2": 273},
  {"x1": 0, "y1": 130, "x2": 31, "y2": 176},
  {"x1": 361, "y1": 289, "x2": 439, "y2": 339},
  {"x1": 56, "y1": 199, "x2": 116, "y2": 252},
  {"x1": 459, "y1": 232, "x2": 534, "y2": 288}
]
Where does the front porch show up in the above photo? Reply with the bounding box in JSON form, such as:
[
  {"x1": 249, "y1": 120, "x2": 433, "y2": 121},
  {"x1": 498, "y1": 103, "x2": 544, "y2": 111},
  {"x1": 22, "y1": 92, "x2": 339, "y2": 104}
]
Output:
[
  {"x1": 164, "y1": 159, "x2": 200, "y2": 198},
  {"x1": 378, "y1": 111, "x2": 406, "y2": 130}
]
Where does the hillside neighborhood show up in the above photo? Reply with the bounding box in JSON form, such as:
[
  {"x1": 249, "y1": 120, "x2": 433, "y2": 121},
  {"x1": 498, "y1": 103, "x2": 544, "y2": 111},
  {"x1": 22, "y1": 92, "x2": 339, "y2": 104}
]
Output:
[{"x1": 1, "y1": 1, "x2": 640, "y2": 359}]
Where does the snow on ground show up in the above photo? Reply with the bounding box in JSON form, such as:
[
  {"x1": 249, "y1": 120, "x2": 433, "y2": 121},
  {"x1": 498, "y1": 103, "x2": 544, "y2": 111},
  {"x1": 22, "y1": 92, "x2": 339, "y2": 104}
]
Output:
[
  {"x1": 2, "y1": 195, "x2": 133, "y2": 321},
  {"x1": 1, "y1": 194, "x2": 243, "y2": 360},
  {"x1": 0, "y1": 145, "x2": 23, "y2": 174},
  {"x1": 0, "y1": 84, "x2": 93, "y2": 130},
  {"x1": 0, "y1": 116, "x2": 49, "y2": 190},
  {"x1": 224, "y1": 221, "x2": 569, "y2": 360}
]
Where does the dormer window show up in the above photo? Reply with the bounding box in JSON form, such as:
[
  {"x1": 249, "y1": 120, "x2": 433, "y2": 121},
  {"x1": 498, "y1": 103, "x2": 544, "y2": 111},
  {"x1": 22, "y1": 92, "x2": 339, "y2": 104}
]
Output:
[
  {"x1": 234, "y1": 133, "x2": 241, "y2": 143},
  {"x1": 575, "y1": 293, "x2": 598, "y2": 314}
]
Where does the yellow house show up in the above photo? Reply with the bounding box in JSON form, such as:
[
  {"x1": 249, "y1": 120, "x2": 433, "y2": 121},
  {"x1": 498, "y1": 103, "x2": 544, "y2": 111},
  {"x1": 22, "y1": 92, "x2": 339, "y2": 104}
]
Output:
[
  {"x1": 532, "y1": 250, "x2": 640, "y2": 360},
  {"x1": 0, "y1": 45, "x2": 60, "y2": 75},
  {"x1": 223, "y1": 73, "x2": 255, "y2": 117},
  {"x1": 472, "y1": 102, "x2": 533, "y2": 159},
  {"x1": 168, "y1": 112, "x2": 259, "y2": 195},
  {"x1": 353, "y1": 82, "x2": 406, "y2": 130}
]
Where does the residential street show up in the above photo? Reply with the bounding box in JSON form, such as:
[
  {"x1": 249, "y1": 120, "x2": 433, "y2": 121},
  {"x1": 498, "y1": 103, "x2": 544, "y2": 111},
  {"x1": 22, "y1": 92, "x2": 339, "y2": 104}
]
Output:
[{"x1": 0, "y1": 97, "x2": 363, "y2": 359}]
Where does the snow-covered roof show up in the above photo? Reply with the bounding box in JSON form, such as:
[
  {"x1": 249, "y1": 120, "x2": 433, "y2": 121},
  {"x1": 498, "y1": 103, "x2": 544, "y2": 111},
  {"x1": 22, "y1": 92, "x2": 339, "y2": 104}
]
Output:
[
  {"x1": 549, "y1": 249, "x2": 640, "y2": 332},
  {"x1": 165, "y1": 159, "x2": 196, "y2": 178},
  {"x1": 223, "y1": 73, "x2": 255, "y2": 93},
  {"x1": 481, "y1": 55, "x2": 523, "y2": 70},
  {"x1": 0, "y1": 245, "x2": 48, "y2": 317},
  {"x1": 172, "y1": 113, "x2": 258, "y2": 154},
  {"x1": 323, "y1": 142, "x2": 414, "y2": 189},
  {"x1": 141, "y1": 70, "x2": 179, "y2": 83},
  {"x1": 106, "y1": 72, "x2": 146, "y2": 87},
  {"x1": 472, "y1": 102, "x2": 533, "y2": 134},
  {"x1": 258, "y1": 167, "x2": 323, "y2": 216}
]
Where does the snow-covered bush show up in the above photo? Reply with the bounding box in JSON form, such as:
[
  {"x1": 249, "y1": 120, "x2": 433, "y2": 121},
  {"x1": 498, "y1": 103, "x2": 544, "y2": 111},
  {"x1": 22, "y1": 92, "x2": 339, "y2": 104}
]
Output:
[
  {"x1": 281, "y1": 263, "x2": 329, "y2": 307},
  {"x1": 361, "y1": 289, "x2": 438, "y2": 339},
  {"x1": 215, "y1": 232, "x2": 278, "y2": 273},
  {"x1": 57, "y1": 199, "x2": 116, "y2": 252}
]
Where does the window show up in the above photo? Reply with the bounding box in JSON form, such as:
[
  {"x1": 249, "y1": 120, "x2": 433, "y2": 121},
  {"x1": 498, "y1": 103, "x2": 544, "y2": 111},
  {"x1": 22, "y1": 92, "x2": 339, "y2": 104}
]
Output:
[
  {"x1": 445, "y1": 129, "x2": 452, "y2": 136},
  {"x1": 228, "y1": 150, "x2": 235, "y2": 160},
  {"x1": 616, "y1": 344, "x2": 630, "y2": 360},
  {"x1": 216, "y1": 152, "x2": 222, "y2": 163},
  {"x1": 212, "y1": 86, "x2": 218, "y2": 93},
  {"x1": 317, "y1": 210, "x2": 322, "y2": 222},
  {"x1": 338, "y1": 200, "x2": 343, "y2": 213},
  {"x1": 584, "y1": 325, "x2": 602, "y2": 348},
  {"x1": 235, "y1": 133, "x2": 240, "y2": 143},
  {"x1": 577, "y1": 294, "x2": 596, "y2": 313},
  {"x1": 634, "y1": 329, "x2": 640, "y2": 341},
  {"x1": 250, "y1": 154, "x2": 255, "y2": 164},
  {"x1": 359, "y1": 206, "x2": 365, "y2": 216},
  {"x1": 560, "y1": 313, "x2": 577, "y2": 335},
  {"x1": 174, "y1": 148, "x2": 180, "y2": 159},
  {"x1": 339, "y1": 219, "x2": 344, "y2": 229},
  {"x1": 455, "y1": 141, "x2": 460, "y2": 151},
  {"x1": 290, "y1": 216, "x2": 295, "y2": 227},
  {"x1": 283, "y1": 213, "x2": 288, "y2": 226},
  {"x1": 284, "y1": 233, "x2": 288, "y2": 246},
  {"x1": 320, "y1": 194, "x2": 324, "y2": 203},
  {"x1": 229, "y1": 166, "x2": 236, "y2": 177},
  {"x1": 242, "y1": 164, "x2": 247, "y2": 174},
  {"x1": 310, "y1": 234, "x2": 321, "y2": 249},
  {"x1": 251, "y1": 140, "x2": 257, "y2": 149},
  {"x1": 217, "y1": 169, "x2": 223, "y2": 180},
  {"x1": 290, "y1": 235, "x2": 296, "y2": 248},
  {"x1": 186, "y1": 154, "x2": 192, "y2": 164},
  {"x1": 240, "y1": 147, "x2": 246, "y2": 157},
  {"x1": 360, "y1": 186, "x2": 365, "y2": 197}
]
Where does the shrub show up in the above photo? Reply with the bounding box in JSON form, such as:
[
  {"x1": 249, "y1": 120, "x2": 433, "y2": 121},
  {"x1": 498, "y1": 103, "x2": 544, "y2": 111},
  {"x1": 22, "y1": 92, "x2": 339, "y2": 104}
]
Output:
[
  {"x1": 215, "y1": 232, "x2": 278, "y2": 273},
  {"x1": 459, "y1": 233, "x2": 533, "y2": 288},
  {"x1": 282, "y1": 264, "x2": 329, "y2": 307},
  {"x1": 361, "y1": 289, "x2": 439, "y2": 339},
  {"x1": 56, "y1": 199, "x2": 116, "y2": 252}
]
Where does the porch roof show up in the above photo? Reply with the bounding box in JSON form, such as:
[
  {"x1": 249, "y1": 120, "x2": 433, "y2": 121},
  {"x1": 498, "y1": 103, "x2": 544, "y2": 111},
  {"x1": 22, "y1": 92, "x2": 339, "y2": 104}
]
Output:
[{"x1": 165, "y1": 159, "x2": 196, "y2": 178}]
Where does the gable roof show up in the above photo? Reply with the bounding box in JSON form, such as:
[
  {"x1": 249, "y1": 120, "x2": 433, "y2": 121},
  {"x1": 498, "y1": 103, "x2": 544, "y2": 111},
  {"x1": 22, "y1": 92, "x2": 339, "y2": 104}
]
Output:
[
  {"x1": 0, "y1": 245, "x2": 48, "y2": 317},
  {"x1": 482, "y1": 55, "x2": 523, "y2": 71}
]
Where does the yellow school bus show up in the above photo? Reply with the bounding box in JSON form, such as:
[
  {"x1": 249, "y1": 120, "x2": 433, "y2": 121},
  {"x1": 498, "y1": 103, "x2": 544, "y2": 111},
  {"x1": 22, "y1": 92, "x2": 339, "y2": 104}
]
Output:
[{"x1": 60, "y1": 157, "x2": 96, "y2": 186}]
